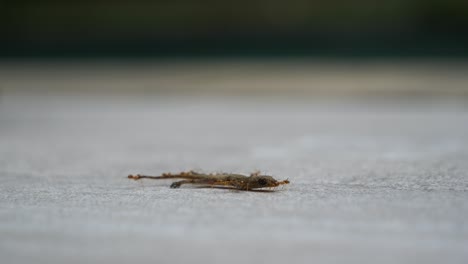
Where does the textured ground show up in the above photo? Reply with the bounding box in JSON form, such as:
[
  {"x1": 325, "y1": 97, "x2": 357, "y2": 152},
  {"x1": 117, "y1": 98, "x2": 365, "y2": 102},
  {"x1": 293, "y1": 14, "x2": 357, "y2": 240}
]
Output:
[{"x1": 1, "y1": 95, "x2": 468, "y2": 264}]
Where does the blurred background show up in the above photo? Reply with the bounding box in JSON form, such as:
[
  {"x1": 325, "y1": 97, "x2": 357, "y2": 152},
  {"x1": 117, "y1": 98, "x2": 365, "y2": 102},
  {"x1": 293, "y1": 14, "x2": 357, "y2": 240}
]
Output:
[
  {"x1": 1, "y1": 0, "x2": 468, "y2": 96},
  {"x1": 2, "y1": 0, "x2": 468, "y2": 58}
]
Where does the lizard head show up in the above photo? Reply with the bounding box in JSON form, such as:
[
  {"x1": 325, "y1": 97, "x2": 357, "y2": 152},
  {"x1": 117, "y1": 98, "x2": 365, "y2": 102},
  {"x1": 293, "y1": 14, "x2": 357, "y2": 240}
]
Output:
[{"x1": 246, "y1": 175, "x2": 290, "y2": 190}]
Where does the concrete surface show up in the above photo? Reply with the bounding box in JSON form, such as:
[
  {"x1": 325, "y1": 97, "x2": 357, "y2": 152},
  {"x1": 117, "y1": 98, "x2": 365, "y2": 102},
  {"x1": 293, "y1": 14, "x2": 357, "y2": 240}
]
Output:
[{"x1": 1, "y1": 95, "x2": 468, "y2": 264}]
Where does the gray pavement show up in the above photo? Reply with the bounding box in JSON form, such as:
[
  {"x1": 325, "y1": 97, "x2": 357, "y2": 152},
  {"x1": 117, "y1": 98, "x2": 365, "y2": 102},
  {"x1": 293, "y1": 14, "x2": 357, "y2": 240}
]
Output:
[{"x1": 1, "y1": 95, "x2": 468, "y2": 264}]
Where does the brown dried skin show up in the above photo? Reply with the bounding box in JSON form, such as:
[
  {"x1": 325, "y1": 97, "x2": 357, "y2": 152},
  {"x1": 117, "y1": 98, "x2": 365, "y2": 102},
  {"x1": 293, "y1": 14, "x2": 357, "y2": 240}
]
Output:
[{"x1": 127, "y1": 171, "x2": 289, "y2": 191}]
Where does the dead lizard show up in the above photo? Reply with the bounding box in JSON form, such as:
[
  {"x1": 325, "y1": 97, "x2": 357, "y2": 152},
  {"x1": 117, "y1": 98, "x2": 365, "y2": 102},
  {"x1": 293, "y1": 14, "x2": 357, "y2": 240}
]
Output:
[{"x1": 127, "y1": 170, "x2": 289, "y2": 191}]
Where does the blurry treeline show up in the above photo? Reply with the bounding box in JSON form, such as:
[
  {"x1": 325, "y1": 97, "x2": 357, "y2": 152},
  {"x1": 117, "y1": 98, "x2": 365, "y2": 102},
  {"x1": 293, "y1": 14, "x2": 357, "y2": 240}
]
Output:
[{"x1": 2, "y1": 0, "x2": 468, "y2": 57}]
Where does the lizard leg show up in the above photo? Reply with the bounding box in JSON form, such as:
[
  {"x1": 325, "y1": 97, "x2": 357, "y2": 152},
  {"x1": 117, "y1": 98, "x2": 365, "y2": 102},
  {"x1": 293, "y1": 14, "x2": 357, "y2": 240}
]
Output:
[
  {"x1": 170, "y1": 179, "x2": 196, "y2": 188},
  {"x1": 170, "y1": 179, "x2": 234, "y2": 189}
]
